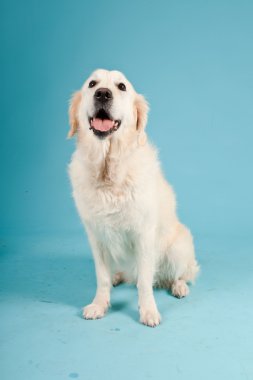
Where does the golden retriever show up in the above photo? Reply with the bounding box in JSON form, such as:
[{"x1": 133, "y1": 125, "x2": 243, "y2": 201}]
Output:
[{"x1": 68, "y1": 69, "x2": 199, "y2": 327}]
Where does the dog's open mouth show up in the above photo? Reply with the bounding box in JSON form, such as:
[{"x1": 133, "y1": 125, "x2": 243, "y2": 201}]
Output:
[{"x1": 89, "y1": 109, "x2": 121, "y2": 138}]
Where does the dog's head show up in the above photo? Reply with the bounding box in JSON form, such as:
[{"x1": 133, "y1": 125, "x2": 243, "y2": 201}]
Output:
[{"x1": 68, "y1": 69, "x2": 148, "y2": 143}]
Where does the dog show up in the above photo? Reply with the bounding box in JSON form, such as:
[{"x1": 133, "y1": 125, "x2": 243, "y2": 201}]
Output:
[{"x1": 68, "y1": 69, "x2": 199, "y2": 327}]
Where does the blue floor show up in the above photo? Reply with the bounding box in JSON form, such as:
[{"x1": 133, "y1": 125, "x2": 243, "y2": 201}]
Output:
[{"x1": 1, "y1": 233, "x2": 252, "y2": 380}]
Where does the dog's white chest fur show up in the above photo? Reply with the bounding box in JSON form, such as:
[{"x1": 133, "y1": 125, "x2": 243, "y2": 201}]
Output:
[{"x1": 69, "y1": 146, "x2": 148, "y2": 270}]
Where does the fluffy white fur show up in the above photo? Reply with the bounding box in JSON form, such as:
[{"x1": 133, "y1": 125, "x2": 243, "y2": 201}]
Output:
[{"x1": 68, "y1": 69, "x2": 199, "y2": 327}]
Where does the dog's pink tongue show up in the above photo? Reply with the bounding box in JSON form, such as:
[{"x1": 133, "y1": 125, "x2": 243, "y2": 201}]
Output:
[{"x1": 91, "y1": 118, "x2": 114, "y2": 132}]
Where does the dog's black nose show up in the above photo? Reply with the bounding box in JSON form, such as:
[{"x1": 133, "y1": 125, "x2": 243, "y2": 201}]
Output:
[{"x1": 94, "y1": 88, "x2": 113, "y2": 103}]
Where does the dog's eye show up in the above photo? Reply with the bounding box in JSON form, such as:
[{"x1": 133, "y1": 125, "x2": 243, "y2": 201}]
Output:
[
  {"x1": 88, "y1": 80, "x2": 97, "y2": 88},
  {"x1": 118, "y1": 83, "x2": 126, "y2": 91}
]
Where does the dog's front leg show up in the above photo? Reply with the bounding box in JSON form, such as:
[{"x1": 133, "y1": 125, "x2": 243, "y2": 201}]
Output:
[
  {"x1": 137, "y1": 230, "x2": 161, "y2": 327},
  {"x1": 83, "y1": 227, "x2": 111, "y2": 320}
]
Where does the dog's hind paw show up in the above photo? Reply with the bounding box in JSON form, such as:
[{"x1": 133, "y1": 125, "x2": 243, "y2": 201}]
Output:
[
  {"x1": 112, "y1": 272, "x2": 124, "y2": 286},
  {"x1": 171, "y1": 280, "x2": 189, "y2": 298}
]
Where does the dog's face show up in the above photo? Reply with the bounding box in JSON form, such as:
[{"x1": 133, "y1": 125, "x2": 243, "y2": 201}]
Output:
[{"x1": 68, "y1": 69, "x2": 148, "y2": 142}]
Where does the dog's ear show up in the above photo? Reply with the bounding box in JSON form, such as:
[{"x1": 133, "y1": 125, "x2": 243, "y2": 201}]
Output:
[
  {"x1": 135, "y1": 94, "x2": 149, "y2": 131},
  {"x1": 135, "y1": 94, "x2": 149, "y2": 145},
  {"x1": 68, "y1": 91, "x2": 82, "y2": 138}
]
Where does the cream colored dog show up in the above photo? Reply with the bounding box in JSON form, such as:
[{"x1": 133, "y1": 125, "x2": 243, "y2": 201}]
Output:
[{"x1": 68, "y1": 69, "x2": 199, "y2": 327}]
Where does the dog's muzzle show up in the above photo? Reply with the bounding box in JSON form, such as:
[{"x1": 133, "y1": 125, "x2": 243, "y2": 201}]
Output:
[{"x1": 89, "y1": 108, "x2": 121, "y2": 139}]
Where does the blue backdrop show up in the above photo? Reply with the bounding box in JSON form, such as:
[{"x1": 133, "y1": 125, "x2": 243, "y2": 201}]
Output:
[
  {"x1": 1, "y1": 2, "x2": 253, "y2": 380},
  {"x1": 1, "y1": 0, "x2": 253, "y2": 238}
]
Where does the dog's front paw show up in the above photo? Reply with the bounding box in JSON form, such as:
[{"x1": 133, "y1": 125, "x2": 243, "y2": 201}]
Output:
[
  {"x1": 140, "y1": 307, "x2": 161, "y2": 327},
  {"x1": 83, "y1": 303, "x2": 107, "y2": 320}
]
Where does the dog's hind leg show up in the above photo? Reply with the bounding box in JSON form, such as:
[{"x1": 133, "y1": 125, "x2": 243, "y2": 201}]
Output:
[{"x1": 163, "y1": 223, "x2": 199, "y2": 298}]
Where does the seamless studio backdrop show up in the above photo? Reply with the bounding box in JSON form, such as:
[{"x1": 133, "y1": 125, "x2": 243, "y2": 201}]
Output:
[{"x1": 1, "y1": 1, "x2": 253, "y2": 380}]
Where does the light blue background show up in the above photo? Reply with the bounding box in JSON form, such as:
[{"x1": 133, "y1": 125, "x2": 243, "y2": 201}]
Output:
[{"x1": 1, "y1": 1, "x2": 253, "y2": 380}]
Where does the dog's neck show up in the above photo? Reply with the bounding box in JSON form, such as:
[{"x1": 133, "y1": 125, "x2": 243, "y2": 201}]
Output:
[{"x1": 77, "y1": 129, "x2": 140, "y2": 186}]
